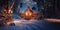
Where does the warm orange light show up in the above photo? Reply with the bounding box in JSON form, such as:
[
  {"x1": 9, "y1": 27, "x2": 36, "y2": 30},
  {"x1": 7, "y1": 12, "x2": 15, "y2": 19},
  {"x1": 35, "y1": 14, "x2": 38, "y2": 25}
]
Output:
[
  {"x1": 25, "y1": 10, "x2": 32, "y2": 18},
  {"x1": 8, "y1": 9, "x2": 13, "y2": 13},
  {"x1": 25, "y1": 12, "x2": 31, "y2": 16}
]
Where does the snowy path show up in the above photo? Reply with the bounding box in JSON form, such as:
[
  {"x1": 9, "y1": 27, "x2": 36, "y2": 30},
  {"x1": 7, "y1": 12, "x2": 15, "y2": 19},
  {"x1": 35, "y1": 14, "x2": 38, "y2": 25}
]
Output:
[{"x1": 0, "y1": 20, "x2": 60, "y2": 30}]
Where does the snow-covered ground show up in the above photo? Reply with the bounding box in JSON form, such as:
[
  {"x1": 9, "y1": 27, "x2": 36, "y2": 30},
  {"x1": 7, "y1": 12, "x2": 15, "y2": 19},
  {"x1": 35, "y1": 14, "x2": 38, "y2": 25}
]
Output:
[{"x1": 0, "y1": 19, "x2": 60, "y2": 30}]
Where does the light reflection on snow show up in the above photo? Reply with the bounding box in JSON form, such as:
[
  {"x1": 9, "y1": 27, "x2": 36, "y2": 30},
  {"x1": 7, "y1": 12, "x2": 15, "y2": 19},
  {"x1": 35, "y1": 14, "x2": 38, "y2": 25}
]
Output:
[{"x1": 7, "y1": 19, "x2": 38, "y2": 26}]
